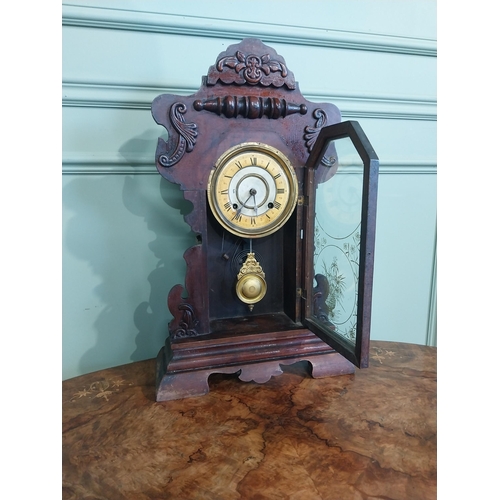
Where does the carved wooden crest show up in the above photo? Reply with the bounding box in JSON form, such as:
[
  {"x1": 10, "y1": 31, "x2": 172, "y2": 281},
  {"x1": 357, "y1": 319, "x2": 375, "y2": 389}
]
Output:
[{"x1": 207, "y1": 38, "x2": 296, "y2": 89}]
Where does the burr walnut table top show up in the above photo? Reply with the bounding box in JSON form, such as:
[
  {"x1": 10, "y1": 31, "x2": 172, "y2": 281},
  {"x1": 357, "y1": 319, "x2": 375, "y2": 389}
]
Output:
[{"x1": 62, "y1": 341, "x2": 437, "y2": 500}]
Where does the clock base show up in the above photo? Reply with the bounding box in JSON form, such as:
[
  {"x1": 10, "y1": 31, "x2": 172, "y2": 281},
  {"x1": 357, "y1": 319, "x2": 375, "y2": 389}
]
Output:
[{"x1": 156, "y1": 329, "x2": 354, "y2": 402}]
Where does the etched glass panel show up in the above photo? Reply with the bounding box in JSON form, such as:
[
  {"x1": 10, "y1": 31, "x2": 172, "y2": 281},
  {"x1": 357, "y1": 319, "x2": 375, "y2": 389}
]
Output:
[{"x1": 312, "y1": 137, "x2": 364, "y2": 345}]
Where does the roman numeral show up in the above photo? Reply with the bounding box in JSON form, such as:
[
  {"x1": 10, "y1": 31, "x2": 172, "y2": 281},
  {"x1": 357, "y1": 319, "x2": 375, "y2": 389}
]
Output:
[
  {"x1": 273, "y1": 173, "x2": 281, "y2": 180},
  {"x1": 224, "y1": 202, "x2": 231, "y2": 211},
  {"x1": 220, "y1": 189, "x2": 229, "y2": 195},
  {"x1": 250, "y1": 157, "x2": 258, "y2": 166},
  {"x1": 277, "y1": 188, "x2": 285, "y2": 194},
  {"x1": 274, "y1": 201, "x2": 282, "y2": 210},
  {"x1": 250, "y1": 217, "x2": 256, "y2": 225},
  {"x1": 235, "y1": 161, "x2": 244, "y2": 170},
  {"x1": 231, "y1": 213, "x2": 242, "y2": 222}
]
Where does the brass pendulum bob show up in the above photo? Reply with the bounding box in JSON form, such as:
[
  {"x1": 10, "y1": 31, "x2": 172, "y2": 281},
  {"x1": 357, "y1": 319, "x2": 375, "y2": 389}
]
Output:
[{"x1": 236, "y1": 251, "x2": 267, "y2": 312}]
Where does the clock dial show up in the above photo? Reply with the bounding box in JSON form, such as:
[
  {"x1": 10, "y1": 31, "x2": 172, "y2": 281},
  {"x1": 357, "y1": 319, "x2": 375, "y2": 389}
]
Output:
[{"x1": 207, "y1": 143, "x2": 298, "y2": 238}]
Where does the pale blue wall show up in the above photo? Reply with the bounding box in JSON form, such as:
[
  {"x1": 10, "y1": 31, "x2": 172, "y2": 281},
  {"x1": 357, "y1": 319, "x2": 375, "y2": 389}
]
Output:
[{"x1": 62, "y1": 0, "x2": 437, "y2": 379}]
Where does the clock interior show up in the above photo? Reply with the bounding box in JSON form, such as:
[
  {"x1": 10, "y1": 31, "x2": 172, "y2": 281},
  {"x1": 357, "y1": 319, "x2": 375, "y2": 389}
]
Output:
[{"x1": 206, "y1": 203, "x2": 302, "y2": 337}]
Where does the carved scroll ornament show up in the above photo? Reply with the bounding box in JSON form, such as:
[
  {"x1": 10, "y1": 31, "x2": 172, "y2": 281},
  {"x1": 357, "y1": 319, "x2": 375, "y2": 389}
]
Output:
[
  {"x1": 313, "y1": 273, "x2": 333, "y2": 325},
  {"x1": 168, "y1": 284, "x2": 200, "y2": 339},
  {"x1": 304, "y1": 108, "x2": 337, "y2": 168},
  {"x1": 172, "y1": 303, "x2": 200, "y2": 339},
  {"x1": 158, "y1": 102, "x2": 198, "y2": 168}
]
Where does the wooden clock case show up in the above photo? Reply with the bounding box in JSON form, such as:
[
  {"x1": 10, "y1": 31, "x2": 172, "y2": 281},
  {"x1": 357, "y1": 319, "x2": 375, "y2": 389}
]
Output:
[{"x1": 151, "y1": 38, "x2": 372, "y2": 401}]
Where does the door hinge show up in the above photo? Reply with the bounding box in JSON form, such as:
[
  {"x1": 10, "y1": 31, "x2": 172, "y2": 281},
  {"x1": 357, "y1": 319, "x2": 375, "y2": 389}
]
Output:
[
  {"x1": 296, "y1": 288, "x2": 307, "y2": 299},
  {"x1": 297, "y1": 195, "x2": 308, "y2": 206}
]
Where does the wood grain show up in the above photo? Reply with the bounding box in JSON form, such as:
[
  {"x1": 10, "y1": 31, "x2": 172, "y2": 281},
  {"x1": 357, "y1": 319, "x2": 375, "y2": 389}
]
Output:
[{"x1": 63, "y1": 341, "x2": 436, "y2": 500}]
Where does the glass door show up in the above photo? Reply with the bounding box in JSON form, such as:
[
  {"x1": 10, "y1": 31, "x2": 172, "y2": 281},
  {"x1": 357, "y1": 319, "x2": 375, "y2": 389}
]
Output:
[{"x1": 303, "y1": 121, "x2": 379, "y2": 368}]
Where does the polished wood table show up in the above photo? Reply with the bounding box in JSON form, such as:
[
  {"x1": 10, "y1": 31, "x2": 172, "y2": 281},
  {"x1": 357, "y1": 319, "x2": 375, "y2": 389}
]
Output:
[{"x1": 62, "y1": 341, "x2": 436, "y2": 500}]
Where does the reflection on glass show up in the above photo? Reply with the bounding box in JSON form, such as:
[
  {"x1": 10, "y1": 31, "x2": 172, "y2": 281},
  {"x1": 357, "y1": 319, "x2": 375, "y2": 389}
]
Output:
[{"x1": 313, "y1": 137, "x2": 363, "y2": 345}]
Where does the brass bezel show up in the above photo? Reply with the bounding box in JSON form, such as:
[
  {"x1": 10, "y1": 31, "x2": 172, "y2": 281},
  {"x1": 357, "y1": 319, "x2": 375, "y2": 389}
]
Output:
[{"x1": 207, "y1": 142, "x2": 298, "y2": 238}]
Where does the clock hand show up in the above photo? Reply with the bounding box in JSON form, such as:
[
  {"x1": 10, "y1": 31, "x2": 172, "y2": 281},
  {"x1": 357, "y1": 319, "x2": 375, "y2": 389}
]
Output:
[
  {"x1": 253, "y1": 194, "x2": 258, "y2": 215},
  {"x1": 236, "y1": 195, "x2": 252, "y2": 216},
  {"x1": 236, "y1": 188, "x2": 257, "y2": 216}
]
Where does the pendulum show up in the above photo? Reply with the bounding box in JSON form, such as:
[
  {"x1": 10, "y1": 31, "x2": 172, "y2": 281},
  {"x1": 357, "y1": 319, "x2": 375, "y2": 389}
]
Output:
[{"x1": 235, "y1": 239, "x2": 267, "y2": 311}]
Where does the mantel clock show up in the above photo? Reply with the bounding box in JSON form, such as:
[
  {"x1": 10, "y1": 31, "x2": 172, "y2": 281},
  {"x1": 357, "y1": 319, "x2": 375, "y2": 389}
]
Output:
[{"x1": 151, "y1": 38, "x2": 379, "y2": 401}]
